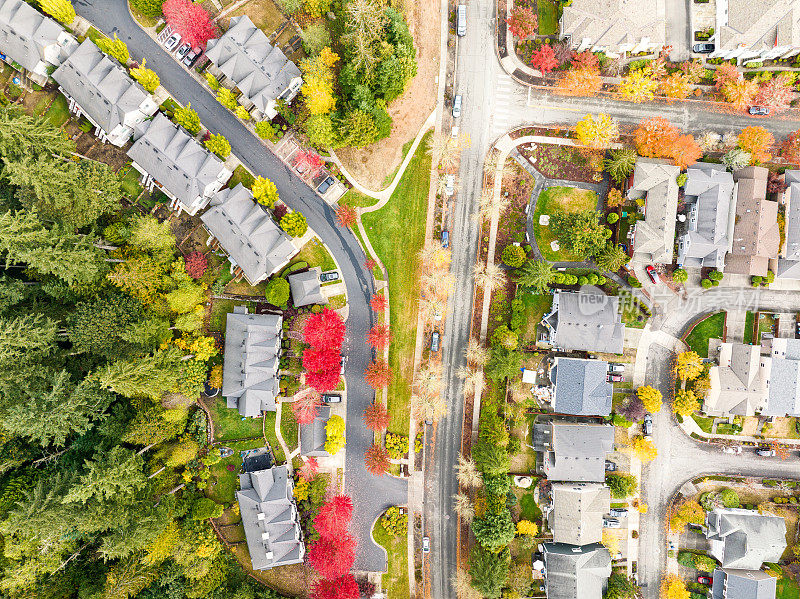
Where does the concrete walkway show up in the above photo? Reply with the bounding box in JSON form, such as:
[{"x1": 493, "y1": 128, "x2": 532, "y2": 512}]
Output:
[{"x1": 678, "y1": 412, "x2": 800, "y2": 446}]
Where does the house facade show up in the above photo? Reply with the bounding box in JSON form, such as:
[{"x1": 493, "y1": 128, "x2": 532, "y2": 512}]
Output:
[{"x1": 709, "y1": 0, "x2": 800, "y2": 63}]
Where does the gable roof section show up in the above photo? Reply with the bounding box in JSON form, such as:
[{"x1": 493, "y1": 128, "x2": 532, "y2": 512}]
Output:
[
  {"x1": 53, "y1": 39, "x2": 149, "y2": 135},
  {"x1": 717, "y1": 0, "x2": 799, "y2": 53},
  {"x1": 628, "y1": 158, "x2": 680, "y2": 264},
  {"x1": 726, "y1": 166, "x2": 779, "y2": 276},
  {"x1": 543, "y1": 291, "x2": 625, "y2": 354},
  {"x1": 542, "y1": 542, "x2": 612, "y2": 599},
  {"x1": 127, "y1": 113, "x2": 228, "y2": 212},
  {"x1": 300, "y1": 405, "x2": 330, "y2": 457},
  {"x1": 201, "y1": 184, "x2": 297, "y2": 285},
  {"x1": 205, "y1": 16, "x2": 301, "y2": 114},
  {"x1": 705, "y1": 343, "x2": 767, "y2": 416},
  {"x1": 288, "y1": 267, "x2": 327, "y2": 307},
  {"x1": 222, "y1": 310, "x2": 282, "y2": 417},
  {"x1": 705, "y1": 508, "x2": 787, "y2": 570},
  {"x1": 534, "y1": 422, "x2": 614, "y2": 482},
  {"x1": 560, "y1": 0, "x2": 666, "y2": 52},
  {"x1": 764, "y1": 338, "x2": 800, "y2": 416},
  {"x1": 712, "y1": 568, "x2": 777, "y2": 599},
  {"x1": 0, "y1": 0, "x2": 69, "y2": 72},
  {"x1": 550, "y1": 483, "x2": 611, "y2": 545},
  {"x1": 551, "y1": 357, "x2": 613, "y2": 416},
  {"x1": 237, "y1": 465, "x2": 304, "y2": 570}
]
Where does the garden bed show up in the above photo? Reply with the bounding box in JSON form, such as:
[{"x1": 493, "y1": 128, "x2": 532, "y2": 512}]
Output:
[{"x1": 519, "y1": 143, "x2": 600, "y2": 183}]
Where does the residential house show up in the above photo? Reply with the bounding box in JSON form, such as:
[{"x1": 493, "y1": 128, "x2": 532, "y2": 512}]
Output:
[
  {"x1": 288, "y1": 267, "x2": 327, "y2": 307},
  {"x1": 704, "y1": 342, "x2": 769, "y2": 417},
  {"x1": 627, "y1": 159, "x2": 681, "y2": 264},
  {"x1": 0, "y1": 0, "x2": 77, "y2": 85},
  {"x1": 53, "y1": 39, "x2": 157, "y2": 146},
  {"x1": 200, "y1": 184, "x2": 297, "y2": 285},
  {"x1": 763, "y1": 337, "x2": 800, "y2": 417},
  {"x1": 548, "y1": 483, "x2": 611, "y2": 546},
  {"x1": 222, "y1": 307, "x2": 282, "y2": 418},
  {"x1": 532, "y1": 422, "x2": 615, "y2": 483},
  {"x1": 237, "y1": 465, "x2": 304, "y2": 570},
  {"x1": 712, "y1": 568, "x2": 777, "y2": 599},
  {"x1": 705, "y1": 508, "x2": 787, "y2": 569},
  {"x1": 710, "y1": 0, "x2": 800, "y2": 63},
  {"x1": 205, "y1": 16, "x2": 302, "y2": 121},
  {"x1": 677, "y1": 163, "x2": 737, "y2": 270},
  {"x1": 541, "y1": 290, "x2": 626, "y2": 355},
  {"x1": 300, "y1": 405, "x2": 330, "y2": 457},
  {"x1": 559, "y1": 0, "x2": 666, "y2": 57},
  {"x1": 550, "y1": 357, "x2": 612, "y2": 417},
  {"x1": 127, "y1": 113, "x2": 232, "y2": 215},
  {"x1": 541, "y1": 542, "x2": 612, "y2": 599},
  {"x1": 725, "y1": 167, "x2": 779, "y2": 277},
  {"x1": 775, "y1": 170, "x2": 800, "y2": 279}
]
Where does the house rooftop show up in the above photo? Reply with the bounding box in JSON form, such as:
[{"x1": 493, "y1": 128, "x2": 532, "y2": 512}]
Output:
[
  {"x1": 712, "y1": 568, "x2": 776, "y2": 599},
  {"x1": 533, "y1": 422, "x2": 614, "y2": 482},
  {"x1": 288, "y1": 267, "x2": 327, "y2": 307},
  {"x1": 705, "y1": 508, "x2": 787, "y2": 570},
  {"x1": 560, "y1": 0, "x2": 666, "y2": 53},
  {"x1": 551, "y1": 357, "x2": 612, "y2": 416},
  {"x1": 716, "y1": 0, "x2": 800, "y2": 54},
  {"x1": 704, "y1": 343, "x2": 767, "y2": 417},
  {"x1": 300, "y1": 405, "x2": 330, "y2": 457},
  {"x1": 628, "y1": 158, "x2": 680, "y2": 264},
  {"x1": 0, "y1": 0, "x2": 71, "y2": 73},
  {"x1": 764, "y1": 337, "x2": 800, "y2": 417},
  {"x1": 542, "y1": 542, "x2": 611, "y2": 599},
  {"x1": 549, "y1": 483, "x2": 611, "y2": 546},
  {"x1": 776, "y1": 170, "x2": 800, "y2": 279},
  {"x1": 542, "y1": 290, "x2": 625, "y2": 355}
]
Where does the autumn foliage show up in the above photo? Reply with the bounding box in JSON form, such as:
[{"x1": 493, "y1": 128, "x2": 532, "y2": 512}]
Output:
[
  {"x1": 369, "y1": 293, "x2": 388, "y2": 312},
  {"x1": 738, "y1": 126, "x2": 774, "y2": 164},
  {"x1": 314, "y1": 495, "x2": 354, "y2": 536},
  {"x1": 184, "y1": 251, "x2": 208, "y2": 279},
  {"x1": 365, "y1": 444, "x2": 391, "y2": 475},
  {"x1": 307, "y1": 535, "x2": 356, "y2": 579},
  {"x1": 366, "y1": 324, "x2": 391, "y2": 351},
  {"x1": 529, "y1": 44, "x2": 558, "y2": 74},
  {"x1": 303, "y1": 347, "x2": 341, "y2": 373},
  {"x1": 292, "y1": 388, "x2": 323, "y2": 425},
  {"x1": 299, "y1": 457, "x2": 319, "y2": 480},
  {"x1": 364, "y1": 360, "x2": 392, "y2": 389},
  {"x1": 557, "y1": 68, "x2": 602, "y2": 97},
  {"x1": 312, "y1": 575, "x2": 360, "y2": 599},
  {"x1": 506, "y1": 6, "x2": 537, "y2": 38},
  {"x1": 304, "y1": 308, "x2": 346, "y2": 349},
  {"x1": 335, "y1": 204, "x2": 357, "y2": 228},
  {"x1": 754, "y1": 74, "x2": 794, "y2": 110},
  {"x1": 363, "y1": 401, "x2": 390, "y2": 431},
  {"x1": 302, "y1": 308, "x2": 346, "y2": 392},
  {"x1": 633, "y1": 117, "x2": 701, "y2": 168},
  {"x1": 162, "y1": 0, "x2": 217, "y2": 48},
  {"x1": 782, "y1": 129, "x2": 800, "y2": 166}
]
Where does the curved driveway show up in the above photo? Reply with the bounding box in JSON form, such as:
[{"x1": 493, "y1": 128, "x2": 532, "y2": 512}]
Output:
[{"x1": 72, "y1": 0, "x2": 407, "y2": 571}]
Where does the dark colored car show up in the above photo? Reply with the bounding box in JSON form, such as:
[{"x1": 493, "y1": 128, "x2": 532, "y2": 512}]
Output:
[
  {"x1": 430, "y1": 331, "x2": 441, "y2": 352},
  {"x1": 693, "y1": 43, "x2": 714, "y2": 53},
  {"x1": 441, "y1": 230, "x2": 450, "y2": 249},
  {"x1": 749, "y1": 105, "x2": 770, "y2": 116},
  {"x1": 645, "y1": 265, "x2": 658, "y2": 284},
  {"x1": 316, "y1": 176, "x2": 335, "y2": 194},
  {"x1": 643, "y1": 413, "x2": 653, "y2": 437},
  {"x1": 320, "y1": 270, "x2": 339, "y2": 283},
  {"x1": 607, "y1": 373, "x2": 623, "y2": 382},
  {"x1": 322, "y1": 394, "x2": 342, "y2": 404},
  {"x1": 697, "y1": 576, "x2": 712, "y2": 585},
  {"x1": 176, "y1": 43, "x2": 191, "y2": 60},
  {"x1": 183, "y1": 47, "x2": 201, "y2": 67},
  {"x1": 605, "y1": 460, "x2": 616, "y2": 472}
]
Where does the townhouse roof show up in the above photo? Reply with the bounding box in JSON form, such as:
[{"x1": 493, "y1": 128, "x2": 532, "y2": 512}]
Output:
[
  {"x1": 551, "y1": 357, "x2": 613, "y2": 416},
  {"x1": 705, "y1": 508, "x2": 787, "y2": 570},
  {"x1": 549, "y1": 483, "x2": 611, "y2": 545},
  {"x1": 542, "y1": 542, "x2": 612, "y2": 599},
  {"x1": 0, "y1": 0, "x2": 70, "y2": 72},
  {"x1": 628, "y1": 158, "x2": 680, "y2": 264},
  {"x1": 716, "y1": 0, "x2": 800, "y2": 53},
  {"x1": 543, "y1": 290, "x2": 625, "y2": 355},
  {"x1": 776, "y1": 170, "x2": 800, "y2": 279},
  {"x1": 560, "y1": 0, "x2": 666, "y2": 51},
  {"x1": 533, "y1": 422, "x2": 614, "y2": 482},
  {"x1": 300, "y1": 405, "x2": 330, "y2": 457},
  {"x1": 764, "y1": 337, "x2": 800, "y2": 417},
  {"x1": 288, "y1": 267, "x2": 327, "y2": 307},
  {"x1": 705, "y1": 343, "x2": 767, "y2": 416},
  {"x1": 712, "y1": 568, "x2": 777, "y2": 599},
  {"x1": 201, "y1": 184, "x2": 297, "y2": 285}
]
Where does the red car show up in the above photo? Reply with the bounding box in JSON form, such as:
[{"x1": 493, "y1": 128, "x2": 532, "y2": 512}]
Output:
[
  {"x1": 697, "y1": 576, "x2": 712, "y2": 585},
  {"x1": 645, "y1": 265, "x2": 658, "y2": 284}
]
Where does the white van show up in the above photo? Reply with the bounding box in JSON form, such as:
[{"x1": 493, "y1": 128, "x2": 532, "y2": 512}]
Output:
[{"x1": 457, "y1": 5, "x2": 466, "y2": 37}]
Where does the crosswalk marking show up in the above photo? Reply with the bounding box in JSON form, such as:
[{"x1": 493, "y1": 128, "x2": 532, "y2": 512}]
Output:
[{"x1": 492, "y1": 73, "x2": 517, "y2": 135}]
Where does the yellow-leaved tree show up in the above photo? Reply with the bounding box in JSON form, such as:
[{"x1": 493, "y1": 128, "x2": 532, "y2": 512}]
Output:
[
  {"x1": 301, "y1": 50, "x2": 338, "y2": 116},
  {"x1": 131, "y1": 59, "x2": 160, "y2": 93},
  {"x1": 38, "y1": 0, "x2": 75, "y2": 24},
  {"x1": 676, "y1": 351, "x2": 703, "y2": 381},
  {"x1": 673, "y1": 389, "x2": 700, "y2": 417},
  {"x1": 632, "y1": 436, "x2": 657, "y2": 463},
  {"x1": 663, "y1": 575, "x2": 691, "y2": 599},
  {"x1": 618, "y1": 69, "x2": 659, "y2": 103},
  {"x1": 516, "y1": 520, "x2": 538, "y2": 536},
  {"x1": 252, "y1": 176, "x2": 279, "y2": 208},
  {"x1": 637, "y1": 385, "x2": 663, "y2": 413},
  {"x1": 669, "y1": 500, "x2": 704, "y2": 531},
  {"x1": 575, "y1": 113, "x2": 619, "y2": 150}
]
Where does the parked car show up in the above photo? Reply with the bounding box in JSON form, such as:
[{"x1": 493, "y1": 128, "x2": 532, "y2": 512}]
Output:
[
  {"x1": 441, "y1": 230, "x2": 450, "y2": 249},
  {"x1": 340, "y1": 354, "x2": 348, "y2": 375},
  {"x1": 451, "y1": 125, "x2": 459, "y2": 138},
  {"x1": 608, "y1": 363, "x2": 625, "y2": 373},
  {"x1": 693, "y1": 43, "x2": 715, "y2": 54},
  {"x1": 316, "y1": 176, "x2": 335, "y2": 194},
  {"x1": 176, "y1": 43, "x2": 191, "y2": 60},
  {"x1": 422, "y1": 537, "x2": 430, "y2": 553},
  {"x1": 320, "y1": 270, "x2": 339, "y2": 283},
  {"x1": 609, "y1": 508, "x2": 628, "y2": 518},
  {"x1": 722, "y1": 445, "x2": 742, "y2": 454},
  {"x1": 607, "y1": 373, "x2": 623, "y2": 382},
  {"x1": 445, "y1": 174, "x2": 455, "y2": 196},
  {"x1": 430, "y1": 331, "x2": 441, "y2": 352},
  {"x1": 643, "y1": 413, "x2": 653, "y2": 437},
  {"x1": 604, "y1": 460, "x2": 617, "y2": 472},
  {"x1": 749, "y1": 105, "x2": 770, "y2": 116},
  {"x1": 164, "y1": 33, "x2": 182, "y2": 51},
  {"x1": 697, "y1": 576, "x2": 712, "y2": 585},
  {"x1": 756, "y1": 447, "x2": 776, "y2": 457},
  {"x1": 322, "y1": 394, "x2": 342, "y2": 404},
  {"x1": 645, "y1": 265, "x2": 658, "y2": 284},
  {"x1": 452, "y1": 94, "x2": 462, "y2": 118},
  {"x1": 456, "y1": 4, "x2": 466, "y2": 36},
  {"x1": 183, "y1": 47, "x2": 201, "y2": 67},
  {"x1": 602, "y1": 518, "x2": 621, "y2": 529}
]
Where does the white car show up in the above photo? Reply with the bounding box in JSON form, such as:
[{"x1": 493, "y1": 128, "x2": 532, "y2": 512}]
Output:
[
  {"x1": 722, "y1": 445, "x2": 742, "y2": 454},
  {"x1": 164, "y1": 33, "x2": 182, "y2": 51},
  {"x1": 422, "y1": 537, "x2": 430, "y2": 553}
]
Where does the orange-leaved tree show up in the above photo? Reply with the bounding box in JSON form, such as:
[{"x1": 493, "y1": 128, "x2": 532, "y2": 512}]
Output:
[
  {"x1": 714, "y1": 62, "x2": 741, "y2": 89},
  {"x1": 506, "y1": 6, "x2": 537, "y2": 38},
  {"x1": 556, "y1": 68, "x2": 602, "y2": 97},
  {"x1": 670, "y1": 134, "x2": 702, "y2": 169},
  {"x1": 721, "y1": 78, "x2": 758, "y2": 110},
  {"x1": 363, "y1": 401, "x2": 390, "y2": 431},
  {"x1": 754, "y1": 74, "x2": 794, "y2": 110},
  {"x1": 660, "y1": 73, "x2": 691, "y2": 99},
  {"x1": 633, "y1": 117, "x2": 680, "y2": 157},
  {"x1": 738, "y1": 126, "x2": 774, "y2": 164},
  {"x1": 782, "y1": 129, "x2": 800, "y2": 166}
]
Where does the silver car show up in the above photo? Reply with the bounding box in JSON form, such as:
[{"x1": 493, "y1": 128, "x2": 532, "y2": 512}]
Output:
[
  {"x1": 452, "y1": 95, "x2": 462, "y2": 118},
  {"x1": 164, "y1": 33, "x2": 182, "y2": 51}
]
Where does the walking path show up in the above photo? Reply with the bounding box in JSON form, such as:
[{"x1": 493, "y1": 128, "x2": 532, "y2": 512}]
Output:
[{"x1": 678, "y1": 411, "x2": 800, "y2": 446}]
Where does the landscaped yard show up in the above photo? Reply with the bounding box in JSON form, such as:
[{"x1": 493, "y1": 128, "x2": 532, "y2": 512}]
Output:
[
  {"x1": 207, "y1": 396, "x2": 264, "y2": 441},
  {"x1": 743, "y1": 310, "x2": 755, "y2": 345},
  {"x1": 684, "y1": 311, "x2": 725, "y2": 358},
  {"x1": 692, "y1": 414, "x2": 714, "y2": 433},
  {"x1": 372, "y1": 519, "x2": 409, "y2": 599},
  {"x1": 361, "y1": 132, "x2": 431, "y2": 435},
  {"x1": 531, "y1": 186, "x2": 598, "y2": 262},
  {"x1": 208, "y1": 299, "x2": 256, "y2": 333},
  {"x1": 537, "y1": 0, "x2": 559, "y2": 34},
  {"x1": 520, "y1": 293, "x2": 552, "y2": 343},
  {"x1": 290, "y1": 237, "x2": 337, "y2": 272},
  {"x1": 43, "y1": 94, "x2": 69, "y2": 127},
  {"x1": 227, "y1": 164, "x2": 255, "y2": 190},
  {"x1": 757, "y1": 312, "x2": 777, "y2": 343},
  {"x1": 119, "y1": 165, "x2": 143, "y2": 199},
  {"x1": 778, "y1": 575, "x2": 800, "y2": 599}
]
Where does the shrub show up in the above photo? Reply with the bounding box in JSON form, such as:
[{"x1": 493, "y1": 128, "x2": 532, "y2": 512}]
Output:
[
  {"x1": 381, "y1": 506, "x2": 408, "y2": 535},
  {"x1": 255, "y1": 120, "x2": 276, "y2": 140},
  {"x1": 501, "y1": 244, "x2": 526, "y2": 267},
  {"x1": 607, "y1": 212, "x2": 619, "y2": 224},
  {"x1": 701, "y1": 278, "x2": 713, "y2": 289},
  {"x1": 265, "y1": 277, "x2": 290, "y2": 306},
  {"x1": 280, "y1": 211, "x2": 308, "y2": 237},
  {"x1": 385, "y1": 432, "x2": 409, "y2": 459}
]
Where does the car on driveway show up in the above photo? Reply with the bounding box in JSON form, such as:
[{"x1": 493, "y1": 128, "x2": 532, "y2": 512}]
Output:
[
  {"x1": 164, "y1": 33, "x2": 182, "y2": 51},
  {"x1": 603, "y1": 518, "x2": 621, "y2": 529},
  {"x1": 607, "y1": 373, "x2": 623, "y2": 382},
  {"x1": 697, "y1": 576, "x2": 712, "y2": 585},
  {"x1": 608, "y1": 363, "x2": 625, "y2": 373},
  {"x1": 322, "y1": 394, "x2": 342, "y2": 404},
  {"x1": 643, "y1": 413, "x2": 653, "y2": 436},
  {"x1": 645, "y1": 265, "x2": 658, "y2": 284},
  {"x1": 749, "y1": 106, "x2": 770, "y2": 116},
  {"x1": 605, "y1": 460, "x2": 616, "y2": 472},
  {"x1": 693, "y1": 43, "x2": 715, "y2": 53},
  {"x1": 320, "y1": 270, "x2": 339, "y2": 283},
  {"x1": 610, "y1": 508, "x2": 628, "y2": 518},
  {"x1": 422, "y1": 537, "x2": 430, "y2": 553},
  {"x1": 183, "y1": 47, "x2": 201, "y2": 67},
  {"x1": 756, "y1": 447, "x2": 776, "y2": 457},
  {"x1": 176, "y1": 43, "x2": 191, "y2": 60},
  {"x1": 452, "y1": 95, "x2": 462, "y2": 118},
  {"x1": 317, "y1": 176, "x2": 335, "y2": 194}
]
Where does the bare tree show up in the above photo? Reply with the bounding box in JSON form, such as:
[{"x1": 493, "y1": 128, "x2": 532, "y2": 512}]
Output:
[
  {"x1": 452, "y1": 568, "x2": 483, "y2": 599},
  {"x1": 453, "y1": 492, "x2": 475, "y2": 523},
  {"x1": 340, "y1": 0, "x2": 385, "y2": 72},
  {"x1": 458, "y1": 366, "x2": 485, "y2": 396},
  {"x1": 465, "y1": 339, "x2": 490, "y2": 366},
  {"x1": 415, "y1": 363, "x2": 444, "y2": 397},
  {"x1": 419, "y1": 241, "x2": 452, "y2": 270},
  {"x1": 412, "y1": 392, "x2": 448, "y2": 423},
  {"x1": 454, "y1": 454, "x2": 482, "y2": 488},
  {"x1": 419, "y1": 296, "x2": 446, "y2": 322},
  {"x1": 473, "y1": 262, "x2": 506, "y2": 292}
]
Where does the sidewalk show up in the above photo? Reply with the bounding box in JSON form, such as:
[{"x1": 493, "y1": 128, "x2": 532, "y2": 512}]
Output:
[{"x1": 678, "y1": 413, "x2": 800, "y2": 446}]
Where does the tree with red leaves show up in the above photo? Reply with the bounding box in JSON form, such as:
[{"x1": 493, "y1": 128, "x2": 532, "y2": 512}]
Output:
[
  {"x1": 304, "y1": 308, "x2": 346, "y2": 350},
  {"x1": 370, "y1": 293, "x2": 388, "y2": 312},
  {"x1": 292, "y1": 388, "x2": 322, "y2": 425},
  {"x1": 305, "y1": 368, "x2": 341, "y2": 393},
  {"x1": 312, "y1": 575, "x2": 360, "y2": 599},
  {"x1": 365, "y1": 445, "x2": 390, "y2": 475},
  {"x1": 295, "y1": 150, "x2": 324, "y2": 178},
  {"x1": 335, "y1": 204, "x2": 357, "y2": 228},
  {"x1": 299, "y1": 457, "x2": 319, "y2": 480},
  {"x1": 364, "y1": 360, "x2": 391, "y2": 389},
  {"x1": 184, "y1": 251, "x2": 207, "y2": 279},
  {"x1": 307, "y1": 535, "x2": 356, "y2": 579},
  {"x1": 754, "y1": 74, "x2": 794, "y2": 110},
  {"x1": 364, "y1": 258, "x2": 377, "y2": 271},
  {"x1": 767, "y1": 171, "x2": 788, "y2": 195},
  {"x1": 529, "y1": 44, "x2": 558, "y2": 74},
  {"x1": 162, "y1": 0, "x2": 217, "y2": 48},
  {"x1": 714, "y1": 63, "x2": 740, "y2": 90},
  {"x1": 314, "y1": 495, "x2": 354, "y2": 537},
  {"x1": 303, "y1": 347, "x2": 341, "y2": 372},
  {"x1": 363, "y1": 401, "x2": 390, "y2": 431},
  {"x1": 782, "y1": 129, "x2": 800, "y2": 166},
  {"x1": 506, "y1": 6, "x2": 537, "y2": 38},
  {"x1": 570, "y1": 51, "x2": 599, "y2": 70},
  {"x1": 366, "y1": 324, "x2": 391, "y2": 351}
]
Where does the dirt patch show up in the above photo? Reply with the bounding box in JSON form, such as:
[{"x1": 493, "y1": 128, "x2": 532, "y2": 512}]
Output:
[
  {"x1": 217, "y1": 0, "x2": 286, "y2": 33},
  {"x1": 336, "y1": 0, "x2": 439, "y2": 188}
]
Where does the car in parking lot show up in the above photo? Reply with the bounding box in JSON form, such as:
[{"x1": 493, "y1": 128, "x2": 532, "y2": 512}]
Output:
[
  {"x1": 441, "y1": 230, "x2": 449, "y2": 249},
  {"x1": 316, "y1": 176, "x2": 335, "y2": 194},
  {"x1": 452, "y1": 94, "x2": 462, "y2": 118},
  {"x1": 607, "y1": 373, "x2": 623, "y2": 382},
  {"x1": 643, "y1": 414, "x2": 653, "y2": 436},
  {"x1": 183, "y1": 47, "x2": 201, "y2": 67},
  {"x1": 645, "y1": 265, "x2": 658, "y2": 284},
  {"x1": 609, "y1": 508, "x2": 628, "y2": 518},
  {"x1": 749, "y1": 105, "x2": 770, "y2": 116},
  {"x1": 604, "y1": 460, "x2": 616, "y2": 472},
  {"x1": 164, "y1": 33, "x2": 182, "y2": 51},
  {"x1": 422, "y1": 537, "x2": 430, "y2": 553},
  {"x1": 693, "y1": 43, "x2": 715, "y2": 53},
  {"x1": 602, "y1": 518, "x2": 621, "y2": 529},
  {"x1": 339, "y1": 354, "x2": 348, "y2": 375},
  {"x1": 322, "y1": 394, "x2": 342, "y2": 404},
  {"x1": 320, "y1": 270, "x2": 339, "y2": 283},
  {"x1": 697, "y1": 575, "x2": 712, "y2": 585},
  {"x1": 176, "y1": 43, "x2": 191, "y2": 60},
  {"x1": 756, "y1": 447, "x2": 776, "y2": 457},
  {"x1": 430, "y1": 331, "x2": 441, "y2": 352}
]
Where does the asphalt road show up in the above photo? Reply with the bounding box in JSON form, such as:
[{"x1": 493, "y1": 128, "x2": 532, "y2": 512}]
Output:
[{"x1": 72, "y1": 0, "x2": 407, "y2": 571}]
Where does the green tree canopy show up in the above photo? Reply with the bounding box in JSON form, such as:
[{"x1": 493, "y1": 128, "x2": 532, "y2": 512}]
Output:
[
  {"x1": 0, "y1": 105, "x2": 74, "y2": 160},
  {"x1": 551, "y1": 209, "x2": 611, "y2": 258},
  {"x1": 469, "y1": 547, "x2": 510, "y2": 599},
  {"x1": 516, "y1": 259, "x2": 554, "y2": 293}
]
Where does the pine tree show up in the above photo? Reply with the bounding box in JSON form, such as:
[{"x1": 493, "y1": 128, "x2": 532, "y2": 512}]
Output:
[
  {"x1": 64, "y1": 447, "x2": 146, "y2": 504},
  {"x1": 0, "y1": 313, "x2": 57, "y2": 364},
  {"x1": 595, "y1": 243, "x2": 630, "y2": 272},
  {"x1": 604, "y1": 147, "x2": 637, "y2": 184},
  {"x1": 515, "y1": 260, "x2": 553, "y2": 293},
  {"x1": 0, "y1": 105, "x2": 74, "y2": 160},
  {"x1": 92, "y1": 350, "x2": 182, "y2": 400}
]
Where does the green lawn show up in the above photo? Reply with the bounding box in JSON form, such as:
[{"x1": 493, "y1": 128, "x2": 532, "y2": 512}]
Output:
[
  {"x1": 263, "y1": 411, "x2": 286, "y2": 463},
  {"x1": 684, "y1": 311, "x2": 725, "y2": 358},
  {"x1": 692, "y1": 414, "x2": 714, "y2": 434},
  {"x1": 289, "y1": 237, "x2": 336, "y2": 272},
  {"x1": 340, "y1": 189, "x2": 379, "y2": 208},
  {"x1": 520, "y1": 293, "x2": 552, "y2": 343},
  {"x1": 372, "y1": 519, "x2": 409, "y2": 599},
  {"x1": 44, "y1": 94, "x2": 69, "y2": 128},
  {"x1": 208, "y1": 299, "x2": 256, "y2": 333},
  {"x1": 532, "y1": 186, "x2": 598, "y2": 262},
  {"x1": 520, "y1": 492, "x2": 542, "y2": 522},
  {"x1": 778, "y1": 578, "x2": 800, "y2": 599},
  {"x1": 537, "y1": 0, "x2": 559, "y2": 35},
  {"x1": 743, "y1": 311, "x2": 755, "y2": 345},
  {"x1": 119, "y1": 165, "x2": 143, "y2": 199},
  {"x1": 758, "y1": 312, "x2": 776, "y2": 342},
  {"x1": 207, "y1": 396, "x2": 264, "y2": 442},
  {"x1": 85, "y1": 27, "x2": 106, "y2": 45},
  {"x1": 228, "y1": 164, "x2": 255, "y2": 190},
  {"x1": 361, "y1": 132, "x2": 432, "y2": 435},
  {"x1": 205, "y1": 437, "x2": 274, "y2": 505},
  {"x1": 280, "y1": 404, "x2": 298, "y2": 453}
]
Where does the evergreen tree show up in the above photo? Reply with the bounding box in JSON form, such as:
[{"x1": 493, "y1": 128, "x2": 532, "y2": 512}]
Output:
[
  {"x1": 516, "y1": 259, "x2": 553, "y2": 293},
  {"x1": 67, "y1": 293, "x2": 143, "y2": 357},
  {"x1": 468, "y1": 546, "x2": 510, "y2": 599},
  {"x1": 64, "y1": 447, "x2": 147, "y2": 504},
  {"x1": 93, "y1": 349, "x2": 182, "y2": 400},
  {"x1": 0, "y1": 105, "x2": 74, "y2": 160},
  {"x1": 0, "y1": 313, "x2": 57, "y2": 364}
]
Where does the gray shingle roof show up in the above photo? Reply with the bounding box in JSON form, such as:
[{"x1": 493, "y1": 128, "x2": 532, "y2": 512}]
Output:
[
  {"x1": 201, "y1": 184, "x2": 297, "y2": 285},
  {"x1": 53, "y1": 39, "x2": 150, "y2": 137},
  {"x1": 542, "y1": 542, "x2": 611, "y2": 599},
  {"x1": 543, "y1": 291, "x2": 625, "y2": 354},
  {"x1": 288, "y1": 267, "x2": 327, "y2": 308},
  {"x1": 712, "y1": 568, "x2": 776, "y2": 599},
  {"x1": 237, "y1": 465, "x2": 304, "y2": 570},
  {"x1": 560, "y1": 0, "x2": 666, "y2": 53},
  {"x1": 222, "y1": 308, "x2": 282, "y2": 418},
  {"x1": 777, "y1": 171, "x2": 800, "y2": 279},
  {"x1": 764, "y1": 338, "x2": 800, "y2": 417},
  {"x1": 551, "y1": 357, "x2": 613, "y2": 416},
  {"x1": 725, "y1": 167, "x2": 779, "y2": 276},
  {"x1": 549, "y1": 483, "x2": 611, "y2": 545},
  {"x1": 628, "y1": 158, "x2": 680, "y2": 264},
  {"x1": 0, "y1": 0, "x2": 73, "y2": 73},
  {"x1": 205, "y1": 16, "x2": 301, "y2": 115},
  {"x1": 705, "y1": 343, "x2": 767, "y2": 417},
  {"x1": 716, "y1": 0, "x2": 799, "y2": 53},
  {"x1": 533, "y1": 422, "x2": 614, "y2": 482},
  {"x1": 705, "y1": 508, "x2": 787, "y2": 570},
  {"x1": 127, "y1": 113, "x2": 229, "y2": 214},
  {"x1": 678, "y1": 163, "x2": 736, "y2": 270},
  {"x1": 300, "y1": 405, "x2": 330, "y2": 457}
]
